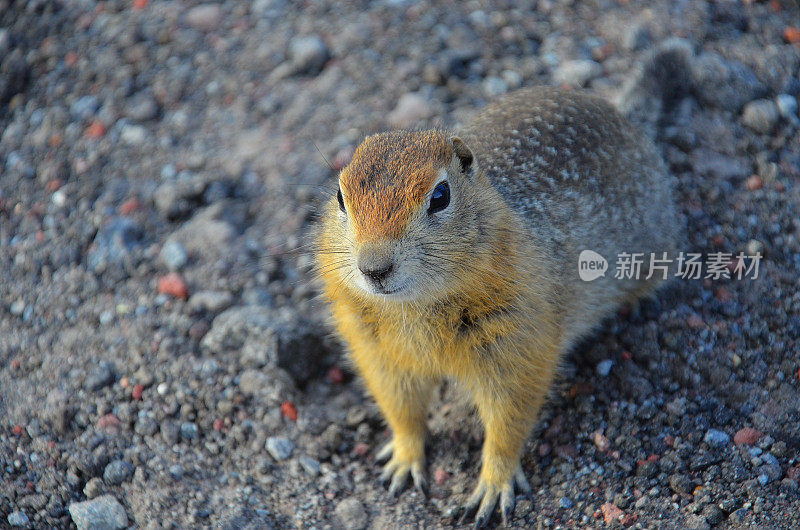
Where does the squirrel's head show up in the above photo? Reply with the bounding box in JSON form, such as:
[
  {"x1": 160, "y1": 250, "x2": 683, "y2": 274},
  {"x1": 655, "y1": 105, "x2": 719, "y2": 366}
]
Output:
[{"x1": 318, "y1": 130, "x2": 502, "y2": 303}]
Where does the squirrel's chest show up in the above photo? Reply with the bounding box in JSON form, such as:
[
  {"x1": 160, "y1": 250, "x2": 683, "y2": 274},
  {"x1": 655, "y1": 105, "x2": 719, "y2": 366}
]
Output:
[{"x1": 334, "y1": 300, "x2": 518, "y2": 377}]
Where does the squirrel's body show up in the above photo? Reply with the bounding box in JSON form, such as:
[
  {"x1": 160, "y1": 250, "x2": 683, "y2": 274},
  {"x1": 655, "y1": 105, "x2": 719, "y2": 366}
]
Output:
[{"x1": 316, "y1": 87, "x2": 679, "y2": 526}]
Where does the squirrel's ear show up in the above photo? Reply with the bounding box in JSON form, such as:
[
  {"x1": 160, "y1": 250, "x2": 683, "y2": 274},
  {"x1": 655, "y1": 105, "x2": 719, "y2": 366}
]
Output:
[{"x1": 450, "y1": 137, "x2": 474, "y2": 174}]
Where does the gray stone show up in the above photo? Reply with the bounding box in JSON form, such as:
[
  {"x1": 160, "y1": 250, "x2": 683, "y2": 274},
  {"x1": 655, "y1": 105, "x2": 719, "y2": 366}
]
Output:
[
  {"x1": 87, "y1": 218, "x2": 142, "y2": 274},
  {"x1": 187, "y1": 290, "x2": 234, "y2": 313},
  {"x1": 85, "y1": 360, "x2": 115, "y2": 391},
  {"x1": 596, "y1": 359, "x2": 614, "y2": 377},
  {"x1": 169, "y1": 464, "x2": 184, "y2": 480},
  {"x1": 125, "y1": 91, "x2": 159, "y2": 122},
  {"x1": 68, "y1": 495, "x2": 128, "y2": 530},
  {"x1": 704, "y1": 429, "x2": 730, "y2": 447},
  {"x1": 186, "y1": 4, "x2": 222, "y2": 31},
  {"x1": 7, "y1": 511, "x2": 30, "y2": 527},
  {"x1": 205, "y1": 307, "x2": 330, "y2": 383},
  {"x1": 776, "y1": 94, "x2": 798, "y2": 119},
  {"x1": 70, "y1": 95, "x2": 99, "y2": 120},
  {"x1": 289, "y1": 36, "x2": 329, "y2": 75},
  {"x1": 334, "y1": 498, "x2": 368, "y2": 530},
  {"x1": 482, "y1": 76, "x2": 508, "y2": 97},
  {"x1": 266, "y1": 436, "x2": 294, "y2": 461},
  {"x1": 120, "y1": 124, "x2": 148, "y2": 145},
  {"x1": 180, "y1": 422, "x2": 199, "y2": 440},
  {"x1": 103, "y1": 460, "x2": 134, "y2": 486},
  {"x1": 553, "y1": 60, "x2": 601, "y2": 87},
  {"x1": 559, "y1": 496, "x2": 573, "y2": 509},
  {"x1": 742, "y1": 99, "x2": 780, "y2": 134},
  {"x1": 159, "y1": 239, "x2": 188, "y2": 271},
  {"x1": 299, "y1": 456, "x2": 321, "y2": 476},
  {"x1": 9, "y1": 299, "x2": 25, "y2": 316},
  {"x1": 166, "y1": 203, "x2": 236, "y2": 258},
  {"x1": 388, "y1": 92, "x2": 434, "y2": 128},
  {"x1": 692, "y1": 52, "x2": 766, "y2": 112},
  {"x1": 83, "y1": 477, "x2": 104, "y2": 499}
]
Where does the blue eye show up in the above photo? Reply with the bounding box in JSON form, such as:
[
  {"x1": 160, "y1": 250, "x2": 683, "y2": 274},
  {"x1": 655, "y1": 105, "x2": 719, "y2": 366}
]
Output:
[{"x1": 428, "y1": 181, "x2": 450, "y2": 214}]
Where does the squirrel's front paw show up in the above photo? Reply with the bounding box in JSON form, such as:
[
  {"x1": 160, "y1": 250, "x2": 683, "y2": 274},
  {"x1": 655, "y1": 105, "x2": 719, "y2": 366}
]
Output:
[
  {"x1": 375, "y1": 438, "x2": 427, "y2": 497},
  {"x1": 461, "y1": 466, "x2": 532, "y2": 527}
]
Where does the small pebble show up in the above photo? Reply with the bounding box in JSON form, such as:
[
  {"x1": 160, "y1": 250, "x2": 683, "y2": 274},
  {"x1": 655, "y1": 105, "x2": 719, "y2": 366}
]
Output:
[
  {"x1": 596, "y1": 359, "x2": 614, "y2": 376},
  {"x1": 266, "y1": 436, "x2": 294, "y2": 461},
  {"x1": 103, "y1": 460, "x2": 134, "y2": 486},
  {"x1": 704, "y1": 429, "x2": 730, "y2": 447},
  {"x1": 289, "y1": 35, "x2": 329, "y2": 75},
  {"x1": 158, "y1": 273, "x2": 188, "y2": 299},
  {"x1": 7, "y1": 511, "x2": 30, "y2": 527},
  {"x1": 741, "y1": 99, "x2": 780, "y2": 134},
  {"x1": 559, "y1": 497, "x2": 574, "y2": 509},
  {"x1": 734, "y1": 427, "x2": 763, "y2": 446},
  {"x1": 186, "y1": 4, "x2": 222, "y2": 31},
  {"x1": 553, "y1": 60, "x2": 601, "y2": 87},
  {"x1": 180, "y1": 422, "x2": 199, "y2": 440},
  {"x1": 68, "y1": 495, "x2": 128, "y2": 530},
  {"x1": 775, "y1": 94, "x2": 798, "y2": 119},
  {"x1": 334, "y1": 498, "x2": 368, "y2": 530},
  {"x1": 298, "y1": 456, "x2": 320, "y2": 476},
  {"x1": 159, "y1": 240, "x2": 188, "y2": 271}
]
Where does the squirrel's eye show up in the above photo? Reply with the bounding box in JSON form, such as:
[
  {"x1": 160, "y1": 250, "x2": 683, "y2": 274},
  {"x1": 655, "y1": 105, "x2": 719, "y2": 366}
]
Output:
[
  {"x1": 428, "y1": 181, "x2": 450, "y2": 214},
  {"x1": 337, "y1": 188, "x2": 346, "y2": 213}
]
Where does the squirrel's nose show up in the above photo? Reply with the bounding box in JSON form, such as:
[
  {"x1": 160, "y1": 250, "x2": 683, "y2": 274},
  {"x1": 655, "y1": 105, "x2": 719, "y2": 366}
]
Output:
[{"x1": 359, "y1": 262, "x2": 394, "y2": 283}]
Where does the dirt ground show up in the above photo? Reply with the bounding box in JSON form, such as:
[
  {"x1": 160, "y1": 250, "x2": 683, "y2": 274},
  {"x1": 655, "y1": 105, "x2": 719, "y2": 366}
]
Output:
[{"x1": 1, "y1": 0, "x2": 799, "y2": 528}]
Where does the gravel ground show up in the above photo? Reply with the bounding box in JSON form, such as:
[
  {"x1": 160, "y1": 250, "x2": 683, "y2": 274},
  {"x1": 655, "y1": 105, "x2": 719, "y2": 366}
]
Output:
[{"x1": 1, "y1": 0, "x2": 799, "y2": 528}]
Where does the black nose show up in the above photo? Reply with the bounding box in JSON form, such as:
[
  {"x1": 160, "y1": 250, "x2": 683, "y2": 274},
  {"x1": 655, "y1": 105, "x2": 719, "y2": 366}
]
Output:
[{"x1": 359, "y1": 262, "x2": 394, "y2": 283}]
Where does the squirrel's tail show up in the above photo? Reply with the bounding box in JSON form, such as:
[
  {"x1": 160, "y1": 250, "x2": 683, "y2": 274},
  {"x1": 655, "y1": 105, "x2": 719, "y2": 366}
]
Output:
[{"x1": 614, "y1": 38, "x2": 695, "y2": 137}]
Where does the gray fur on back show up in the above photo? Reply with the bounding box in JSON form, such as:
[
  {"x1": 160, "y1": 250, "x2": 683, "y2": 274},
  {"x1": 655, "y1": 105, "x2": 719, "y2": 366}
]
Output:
[{"x1": 460, "y1": 87, "x2": 680, "y2": 346}]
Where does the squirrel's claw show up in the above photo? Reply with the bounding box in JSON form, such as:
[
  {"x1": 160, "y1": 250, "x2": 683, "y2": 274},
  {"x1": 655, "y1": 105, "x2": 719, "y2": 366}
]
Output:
[
  {"x1": 514, "y1": 466, "x2": 532, "y2": 499},
  {"x1": 462, "y1": 468, "x2": 527, "y2": 527},
  {"x1": 378, "y1": 447, "x2": 426, "y2": 499},
  {"x1": 375, "y1": 440, "x2": 394, "y2": 463}
]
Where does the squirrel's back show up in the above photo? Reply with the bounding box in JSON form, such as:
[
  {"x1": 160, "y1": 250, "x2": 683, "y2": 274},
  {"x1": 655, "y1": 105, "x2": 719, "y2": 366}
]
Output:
[{"x1": 461, "y1": 87, "x2": 680, "y2": 342}]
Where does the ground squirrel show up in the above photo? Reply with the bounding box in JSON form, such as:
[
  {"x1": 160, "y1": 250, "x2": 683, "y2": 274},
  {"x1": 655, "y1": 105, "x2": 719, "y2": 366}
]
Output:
[{"x1": 315, "y1": 87, "x2": 679, "y2": 526}]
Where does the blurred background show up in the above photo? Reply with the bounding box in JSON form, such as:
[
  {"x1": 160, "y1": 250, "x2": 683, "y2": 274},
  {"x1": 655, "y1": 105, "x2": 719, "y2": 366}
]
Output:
[{"x1": 1, "y1": 0, "x2": 799, "y2": 528}]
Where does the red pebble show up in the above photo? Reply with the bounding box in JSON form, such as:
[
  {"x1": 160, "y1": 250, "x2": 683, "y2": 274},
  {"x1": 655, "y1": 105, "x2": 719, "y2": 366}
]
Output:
[
  {"x1": 118, "y1": 197, "x2": 141, "y2": 215},
  {"x1": 11, "y1": 358, "x2": 20, "y2": 370},
  {"x1": 434, "y1": 467, "x2": 449, "y2": 486},
  {"x1": 97, "y1": 414, "x2": 120, "y2": 430},
  {"x1": 132, "y1": 384, "x2": 144, "y2": 401},
  {"x1": 85, "y1": 120, "x2": 105, "y2": 139},
  {"x1": 133, "y1": 0, "x2": 148, "y2": 9},
  {"x1": 64, "y1": 52, "x2": 78, "y2": 67},
  {"x1": 601, "y1": 503, "x2": 625, "y2": 524},
  {"x1": 733, "y1": 427, "x2": 763, "y2": 446},
  {"x1": 621, "y1": 350, "x2": 632, "y2": 361},
  {"x1": 687, "y1": 314, "x2": 705, "y2": 329},
  {"x1": 715, "y1": 286, "x2": 732, "y2": 303},
  {"x1": 46, "y1": 179, "x2": 63, "y2": 192},
  {"x1": 746, "y1": 175, "x2": 763, "y2": 191},
  {"x1": 12, "y1": 425, "x2": 24, "y2": 436},
  {"x1": 622, "y1": 513, "x2": 638, "y2": 526},
  {"x1": 785, "y1": 27, "x2": 800, "y2": 44},
  {"x1": 158, "y1": 273, "x2": 188, "y2": 299},
  {"x1": 213, "y1": 418, "x2": 226, "y2": 431},
  {"x1": 280, "y1": 401, "x2": 298, "y2": 422},
  {"x1": 593, "y1": 431, "x2": 611, "y2": 452},
  {"x1": 353, "y1": 442, "x2": 370, "y2": 457},
  {"x1": 326, "y1": 366, "x2": 345, "y2": 384}
]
